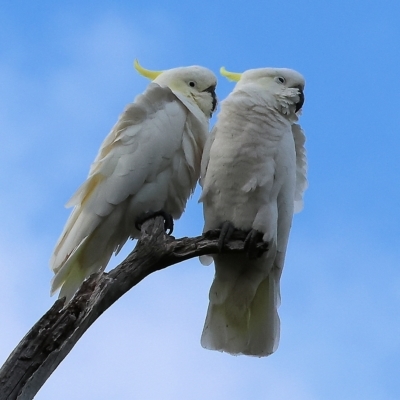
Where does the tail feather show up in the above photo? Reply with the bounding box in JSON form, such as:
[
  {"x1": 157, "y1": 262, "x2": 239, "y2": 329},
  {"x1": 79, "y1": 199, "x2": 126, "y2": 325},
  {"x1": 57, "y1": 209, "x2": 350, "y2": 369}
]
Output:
[
  {"x1": 57, "y1": 262, "x2": 87, "y2": 302},
  {"x1": 246, "y1": 274, "x2": 280, "y2": 355},
  {"x1": 50, "y1": 201, "x2": 130, "y2": 302},
  {"x1": 50, "y1": 221, "x2": 121, "y2": 302},
  {"x1": 201, "y1": 255, "x2": 280, "y2": 357},
  {"x1": 50, "y1": 233, "x2": 115, "y2": 302},
  {"x1": 50, "y1": 236, "x2": 89, "y2": 296}
]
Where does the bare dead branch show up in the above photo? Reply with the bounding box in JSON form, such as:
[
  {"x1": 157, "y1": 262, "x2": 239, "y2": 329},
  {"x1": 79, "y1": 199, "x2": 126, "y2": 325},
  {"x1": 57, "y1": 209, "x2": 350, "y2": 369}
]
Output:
[{"x1": 0, "y1": 216, "x2": 268, "y2": 400}]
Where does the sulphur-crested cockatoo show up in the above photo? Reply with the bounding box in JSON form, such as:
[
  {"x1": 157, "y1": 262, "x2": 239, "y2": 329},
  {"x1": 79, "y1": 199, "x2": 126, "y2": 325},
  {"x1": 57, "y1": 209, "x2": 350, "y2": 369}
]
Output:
[
  {"x1": 199, "y1": 66, "x2": 306, "y2": 356},
  {"x1": 50, "y1": 60, "x2": 217, "y2": 302}
]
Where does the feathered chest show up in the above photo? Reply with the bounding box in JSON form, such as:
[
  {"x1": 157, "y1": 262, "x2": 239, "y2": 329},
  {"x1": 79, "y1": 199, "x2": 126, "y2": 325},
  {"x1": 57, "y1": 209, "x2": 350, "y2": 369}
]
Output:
[
  {"x1": 215, "y1": 106, "x2": 291, "y2": 166},
  {"x1": 203, "y1": 93, "x2": 296, "y2": 197}
]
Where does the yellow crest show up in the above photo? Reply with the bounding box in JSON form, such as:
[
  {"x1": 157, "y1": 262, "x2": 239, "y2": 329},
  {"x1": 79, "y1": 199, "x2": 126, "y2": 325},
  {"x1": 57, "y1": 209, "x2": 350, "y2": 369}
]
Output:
[
  {"x1": 134, "y1": 59, "x2": 164, "y2": 80},
  {"x1": 220, "y1": 67, "x2": 242, "y2": 82}
]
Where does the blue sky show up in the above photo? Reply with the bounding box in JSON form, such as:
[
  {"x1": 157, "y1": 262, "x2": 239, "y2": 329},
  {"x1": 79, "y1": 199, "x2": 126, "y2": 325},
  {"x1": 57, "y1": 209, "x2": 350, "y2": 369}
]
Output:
[{"x1": 1, "y1": 1, "x2": 400, "y2": 399}]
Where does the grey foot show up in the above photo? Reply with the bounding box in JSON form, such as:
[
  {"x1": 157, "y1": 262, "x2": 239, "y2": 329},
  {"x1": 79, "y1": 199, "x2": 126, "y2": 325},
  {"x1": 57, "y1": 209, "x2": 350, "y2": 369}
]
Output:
[
  {"x1": 244, "y1": 229, "x2": 264, "y2": 259},
  {"x1": 135, "y1": 210, "x2": 174, "y2": 235},
  {"x1": 218, "y1": 221, "x2": 235, "y2": 251}
]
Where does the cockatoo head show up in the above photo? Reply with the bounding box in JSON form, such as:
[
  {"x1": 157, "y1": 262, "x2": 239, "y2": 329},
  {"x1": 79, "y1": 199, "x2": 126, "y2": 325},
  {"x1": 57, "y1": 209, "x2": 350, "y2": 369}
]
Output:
[
  {"x1": 221, "y1": 66, "x2": 305, "y2": 113},
  {"x1": 134, "y1": 60, "x2": 217, "y2": 118}
]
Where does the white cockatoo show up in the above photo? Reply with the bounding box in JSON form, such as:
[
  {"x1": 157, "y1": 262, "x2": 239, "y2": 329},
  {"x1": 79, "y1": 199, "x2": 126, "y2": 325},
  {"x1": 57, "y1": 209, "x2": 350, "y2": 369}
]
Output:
[
  {"x1": 50, "y1": 60, "x2": 217, "y2": 302},
  {"x1": 199, "y1": 66, "x2": 307, "y2": 356}
]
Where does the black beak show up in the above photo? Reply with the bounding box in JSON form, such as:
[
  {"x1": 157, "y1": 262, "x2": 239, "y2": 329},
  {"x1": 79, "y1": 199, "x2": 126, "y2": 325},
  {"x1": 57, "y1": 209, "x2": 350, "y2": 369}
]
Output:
[
  {"x1": 294, "y1": 87, "x2": 305, "y2": 113},
  {"x1": 203, "y1": 85, "x2": 217, "y2": 115}
]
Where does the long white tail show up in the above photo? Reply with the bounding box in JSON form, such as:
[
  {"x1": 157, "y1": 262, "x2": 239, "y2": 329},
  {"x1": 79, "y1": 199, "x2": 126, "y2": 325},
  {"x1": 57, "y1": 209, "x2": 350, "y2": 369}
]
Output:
[{"x1": 201, "y1": 254, "x2": 281, "y2": 357}]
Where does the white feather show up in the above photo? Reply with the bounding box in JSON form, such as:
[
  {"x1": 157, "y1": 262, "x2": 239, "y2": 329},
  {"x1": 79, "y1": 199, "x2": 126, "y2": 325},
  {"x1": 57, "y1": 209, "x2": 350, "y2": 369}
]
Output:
[
  {"x1": 292, "y1": 123, "x2": 308, "y2": 213},
  {"x1": 51, "y1": 66, "x2": 217, "y2": 301},
  {"x1": 200, "y1": 67, "x2": 307, "y2": 356}
]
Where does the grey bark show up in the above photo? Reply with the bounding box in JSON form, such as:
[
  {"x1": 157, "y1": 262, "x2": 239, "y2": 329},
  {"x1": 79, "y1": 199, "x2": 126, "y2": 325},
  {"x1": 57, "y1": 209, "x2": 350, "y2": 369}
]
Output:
[{"x1": 0, "y1": 216, "x2": 268, "y2": 400}]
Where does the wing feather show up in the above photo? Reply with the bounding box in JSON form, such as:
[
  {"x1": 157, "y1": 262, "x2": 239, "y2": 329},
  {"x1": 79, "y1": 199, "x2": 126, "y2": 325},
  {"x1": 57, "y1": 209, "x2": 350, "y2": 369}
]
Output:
[
  {"x1": 51, "y1": 83, "x2": 189, "y2": 271},
  {"x1": 292, "y1": 123, "x2": 308, "y2": 213},
  {"x1": 200, "y1": 125, "x2": 216, "y2": 188}
]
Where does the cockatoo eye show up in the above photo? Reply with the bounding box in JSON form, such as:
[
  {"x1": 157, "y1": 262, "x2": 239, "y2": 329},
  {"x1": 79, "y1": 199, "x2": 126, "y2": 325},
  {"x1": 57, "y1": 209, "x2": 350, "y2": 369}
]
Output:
[
  {"x1": 275, "y1": 76, "x2": 286, "y2": 84},
  {"x1": 189, "y1": 81, "x2": 196, "y2": 87}
]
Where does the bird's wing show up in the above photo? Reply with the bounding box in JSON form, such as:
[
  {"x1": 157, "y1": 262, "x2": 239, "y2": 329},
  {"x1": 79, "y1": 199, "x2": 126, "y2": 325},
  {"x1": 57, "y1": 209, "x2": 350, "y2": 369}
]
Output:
[
  {"x1": 199, "y1": 124, "x2": 216, "y2": 187},
  {"x1": 51, "y1": 83, "x2": 189, "y2": 272},
  {"x1": 292, "y1": 123, "x2": 308, "y2": 213}
]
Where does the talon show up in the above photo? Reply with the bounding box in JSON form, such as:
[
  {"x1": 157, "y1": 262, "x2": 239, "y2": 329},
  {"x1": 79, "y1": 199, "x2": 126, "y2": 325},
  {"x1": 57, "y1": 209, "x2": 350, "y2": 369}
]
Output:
[
  {"x1": 135, "y1": 210, "x2": 174, "y2": 235},
  {"x1": 244, "y1": 229, "x2": 264, "y2": 259},
  {"x1": 162, "y1": 211, "x2": 174, "y2": 235},
  {"x1": 218, "y1": 221, "x2": 235, "y2": 251}
]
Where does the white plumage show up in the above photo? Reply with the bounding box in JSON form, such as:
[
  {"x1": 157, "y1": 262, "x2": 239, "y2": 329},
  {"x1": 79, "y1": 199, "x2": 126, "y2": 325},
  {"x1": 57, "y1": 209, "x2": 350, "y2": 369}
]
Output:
[
  {"x1": 50, "y1": 61, "x2": 217, "y2": 302},
  {"x1": 199, "y1": 67, "x2": 307, "y2": 356}
]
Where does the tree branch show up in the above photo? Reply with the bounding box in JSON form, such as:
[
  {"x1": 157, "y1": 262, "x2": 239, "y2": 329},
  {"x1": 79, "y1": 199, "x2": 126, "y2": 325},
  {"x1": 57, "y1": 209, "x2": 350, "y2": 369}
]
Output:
[{"x1": 0, "y1": 216, "x2": 268, "y2": 400}]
